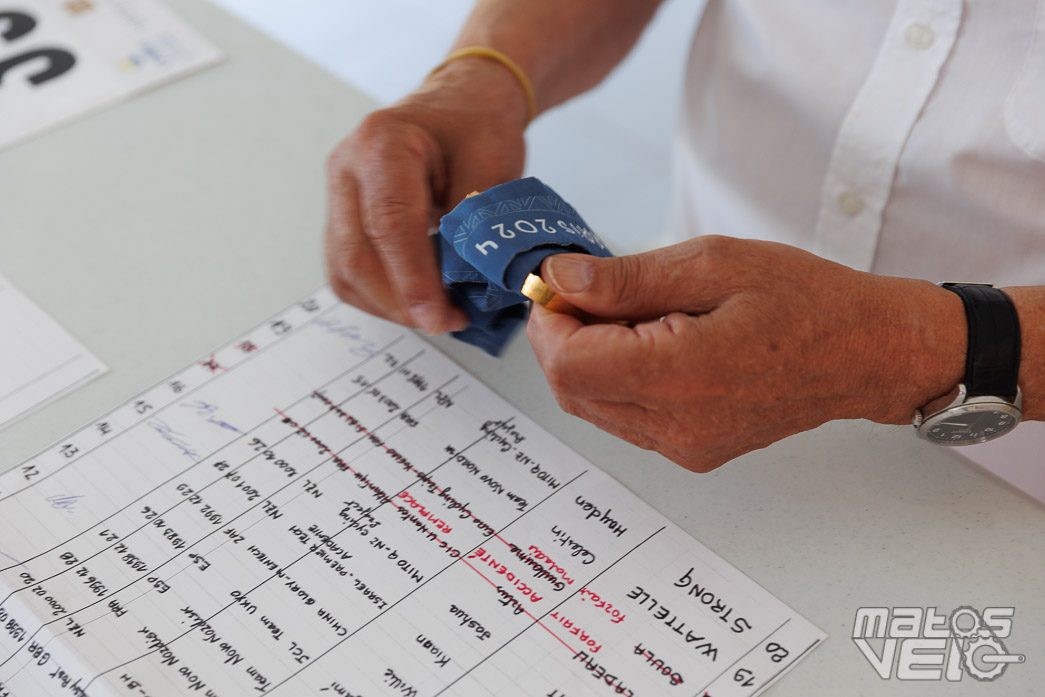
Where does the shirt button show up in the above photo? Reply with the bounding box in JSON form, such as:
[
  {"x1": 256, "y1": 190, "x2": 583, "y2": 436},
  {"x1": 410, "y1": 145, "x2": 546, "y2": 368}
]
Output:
[
  {"x1": 905, "y1": 22, "x2": 935, "y2": 50},
  {"x1": 837, "y1": 190, "x2": 866, "y2": 217}
]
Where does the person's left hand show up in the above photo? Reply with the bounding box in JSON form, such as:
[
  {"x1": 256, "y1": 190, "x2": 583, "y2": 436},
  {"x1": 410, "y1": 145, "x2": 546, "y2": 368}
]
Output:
[{"x1": 526, "y1": 235, "x2": 966, "y2": 472}]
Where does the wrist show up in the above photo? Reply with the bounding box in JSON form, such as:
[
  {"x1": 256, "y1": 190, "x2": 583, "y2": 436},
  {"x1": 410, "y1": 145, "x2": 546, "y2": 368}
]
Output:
[
  {"x1": 417, "y1": 54, "x2": 532, "y2": 132},
  {"x1": 852, "y1": 277, "x2": 966, "y2": 425}
]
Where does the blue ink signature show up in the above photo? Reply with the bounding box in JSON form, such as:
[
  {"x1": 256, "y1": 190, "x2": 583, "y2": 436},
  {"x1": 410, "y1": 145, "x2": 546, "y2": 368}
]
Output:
[
  {"x1": 46, "y1": 494, "x2": 83, "y2": 513},
  {"x1": 147, "y1": 418, "x2": 201, "y2": 460},
  {"x1": 181, "y1": 400, "x2": 242, "y2": 434},
  {"x1": 0, "y1": 550, "x2": 27, "y2": 569},
  {"x1": 315, "y1": 318, "x2": 377, "y2": 357}
]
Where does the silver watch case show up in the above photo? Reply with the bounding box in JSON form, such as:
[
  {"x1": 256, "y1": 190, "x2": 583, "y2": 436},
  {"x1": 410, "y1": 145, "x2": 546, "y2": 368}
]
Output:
[{"x1": 914, "y1": 385, "x2": 1022, "y2": 446}]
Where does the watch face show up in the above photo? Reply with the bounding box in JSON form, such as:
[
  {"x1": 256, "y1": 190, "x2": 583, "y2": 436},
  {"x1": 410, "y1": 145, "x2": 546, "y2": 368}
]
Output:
[{"x1": 920, "y1": 402, "x2": 1021, "y2": 445}]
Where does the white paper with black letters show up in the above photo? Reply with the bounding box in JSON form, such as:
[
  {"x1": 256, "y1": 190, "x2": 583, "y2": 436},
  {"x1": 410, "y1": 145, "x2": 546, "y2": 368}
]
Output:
[
  {"x1": 0, "y1": 0, "x2": 221, "y2": 151},
  {"x1": 0, "y1": 288, "x2": 825, "y2": 696}
]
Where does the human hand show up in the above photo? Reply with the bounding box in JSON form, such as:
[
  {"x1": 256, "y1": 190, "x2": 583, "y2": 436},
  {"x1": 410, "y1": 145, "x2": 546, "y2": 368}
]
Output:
[
  {"x1": 526, "y1": 236, "x2": 967, "y2": 471},
  {"x1": 325, "y1": 59, "x2": 528, "y2": 334}
]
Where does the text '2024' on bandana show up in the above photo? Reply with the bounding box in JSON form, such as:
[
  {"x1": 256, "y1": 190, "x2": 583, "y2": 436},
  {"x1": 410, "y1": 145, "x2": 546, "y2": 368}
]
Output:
[{"x1": 438, "y1": 177, "x2": 613, "y2": 355}]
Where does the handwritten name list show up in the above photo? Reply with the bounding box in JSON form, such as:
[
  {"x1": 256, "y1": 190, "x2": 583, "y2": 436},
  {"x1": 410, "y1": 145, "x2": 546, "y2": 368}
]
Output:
[{"x1": 0, "y1": 288, "x2": 824, "y2": 697}]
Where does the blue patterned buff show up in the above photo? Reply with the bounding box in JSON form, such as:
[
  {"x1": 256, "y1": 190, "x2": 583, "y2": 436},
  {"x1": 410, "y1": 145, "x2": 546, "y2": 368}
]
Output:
[{"x1": 438, "y1": 177, "x2": 614, "y2": 355}]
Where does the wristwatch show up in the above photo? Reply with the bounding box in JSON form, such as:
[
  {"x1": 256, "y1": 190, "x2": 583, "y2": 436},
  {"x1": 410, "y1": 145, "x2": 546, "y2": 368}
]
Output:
[{"x1": 913, "y1": 283, "x2": 1023, "y2": 446}]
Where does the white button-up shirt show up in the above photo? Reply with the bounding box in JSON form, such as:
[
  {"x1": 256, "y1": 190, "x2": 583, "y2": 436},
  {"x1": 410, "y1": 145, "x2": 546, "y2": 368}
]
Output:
[{"x1": 669, "y1": 0, "x2": 1045, "y2": 499}]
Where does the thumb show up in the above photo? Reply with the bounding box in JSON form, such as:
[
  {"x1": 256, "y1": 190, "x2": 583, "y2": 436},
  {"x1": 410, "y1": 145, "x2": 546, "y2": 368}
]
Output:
[{"x1": 541, "y1": 250, "x2": 716, "y2": 320}]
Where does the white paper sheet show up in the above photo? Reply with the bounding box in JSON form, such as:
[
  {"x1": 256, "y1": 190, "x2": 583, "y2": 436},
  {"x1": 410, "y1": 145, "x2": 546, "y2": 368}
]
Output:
[
  {"x1": 0, "y1": 274, "x2": 107, "y2": 431},
  {"x1": 0, "y1": 288, "x2": 824, "y2": 696},
  {"x1": 0, "y1": 0, "x2": 221, "y2": 151}
]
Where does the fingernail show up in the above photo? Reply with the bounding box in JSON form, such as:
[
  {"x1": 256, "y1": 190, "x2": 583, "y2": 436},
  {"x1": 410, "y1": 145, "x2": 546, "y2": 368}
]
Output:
[
  {"x1": 545, "y1": 256, "x2": 592, "y2": 294},
  {"x1": 410, "y1": 302, "x2": 444, "y2": 336}
]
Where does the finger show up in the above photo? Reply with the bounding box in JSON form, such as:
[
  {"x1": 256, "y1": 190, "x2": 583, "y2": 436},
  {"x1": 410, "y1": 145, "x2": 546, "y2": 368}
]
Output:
[
  {"x1": 326, "y1": 266, "x2": 399, "y2": 324},
  {"x1": 539, "y1": 236, "x2": 740, "y2": 321},
  {"x1": 553, "y1": 394, "x2": 666, "y2": 454},
  {"x1": 528, "y1": 306, "x2": 714, "y2": 401},
  {"x1": 672, "y1": 413, "x2": 814, "y2": 473},
  {"x1": 526, "y1": 302, "x2": 586, "y2": 356},
  {"x1": 326, "y1": 175, "x2": 410, "y2": 325},
  {"x1": 526, "y1": 304, "x2": 651, "y2": 400},
  {"x1": 565, "y1": 396, "x2": 727, "y2": 473},
  {"x1": 355, "y1": 127, "x2": 467, "y2": 334},
  {"x1": 601, "y1": 401, "x2": 821, "y2": 473}
]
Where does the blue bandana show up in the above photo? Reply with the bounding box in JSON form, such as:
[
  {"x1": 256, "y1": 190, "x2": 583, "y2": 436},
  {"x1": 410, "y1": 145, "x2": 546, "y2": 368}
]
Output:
[{"x1": 438, "y1": 177, "x2": 614, "y2": 355}]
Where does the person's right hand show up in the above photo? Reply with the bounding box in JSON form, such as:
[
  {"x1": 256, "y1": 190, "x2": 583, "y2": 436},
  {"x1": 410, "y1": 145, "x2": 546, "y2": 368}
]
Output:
[{"x1": 325, "y1": 59, "x2": 529, "y2": 335}]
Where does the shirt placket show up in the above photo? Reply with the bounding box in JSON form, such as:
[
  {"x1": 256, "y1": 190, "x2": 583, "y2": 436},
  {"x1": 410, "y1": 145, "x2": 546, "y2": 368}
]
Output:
[{"x1": 812, "y1": 0, "x2": 963, "y2": 272}]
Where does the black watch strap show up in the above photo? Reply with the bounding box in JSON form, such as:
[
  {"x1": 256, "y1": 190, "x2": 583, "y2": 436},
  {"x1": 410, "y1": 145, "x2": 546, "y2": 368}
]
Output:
[{"x1": 940, "y1": 283, "x2": 1021, "y2": 398}]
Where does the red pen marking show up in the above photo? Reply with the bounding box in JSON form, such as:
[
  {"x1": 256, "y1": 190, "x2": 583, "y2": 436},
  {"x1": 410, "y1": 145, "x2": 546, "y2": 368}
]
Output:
[
  {"x1": 200, "y1": 354, "x2": 226, "y2": 373},
  {"x1": 273, "y1": 406, "x2": 580, "y2": 657},
  {"x1": 455, "y1": 552, "x2": 579, "y2": 656},
  {"x1": 310, "y1": 391, "x2": 513, "y2": 546}
]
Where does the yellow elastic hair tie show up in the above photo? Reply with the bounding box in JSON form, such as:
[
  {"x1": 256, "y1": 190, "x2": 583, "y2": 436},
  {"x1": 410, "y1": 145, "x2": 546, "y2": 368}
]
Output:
[{"x1": 429, "y1": 47, "x2": 537, "y2": 125}]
